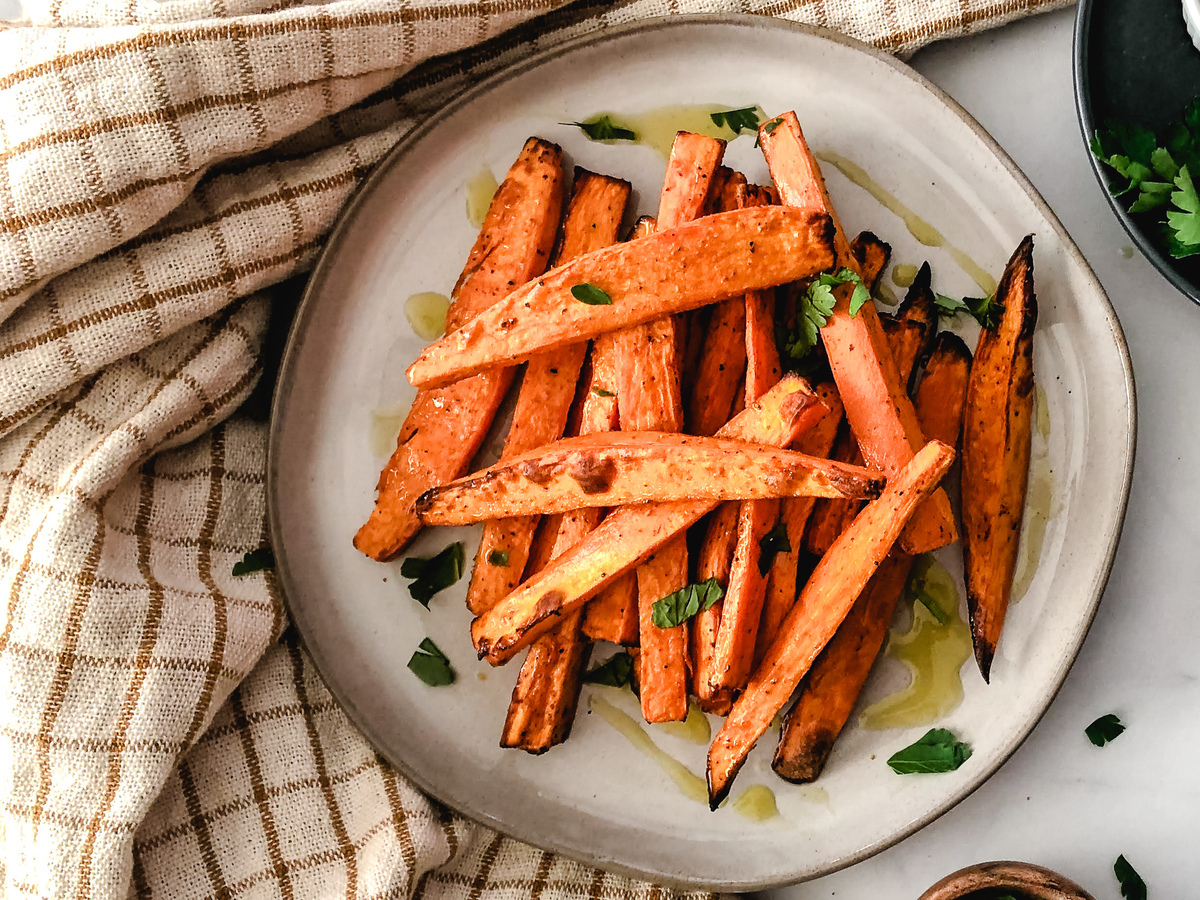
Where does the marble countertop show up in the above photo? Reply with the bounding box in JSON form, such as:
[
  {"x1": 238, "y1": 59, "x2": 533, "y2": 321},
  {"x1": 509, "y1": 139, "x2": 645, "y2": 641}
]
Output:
[{"x1": 769, "y1": 7, "x2": 1197, "y2": 899}]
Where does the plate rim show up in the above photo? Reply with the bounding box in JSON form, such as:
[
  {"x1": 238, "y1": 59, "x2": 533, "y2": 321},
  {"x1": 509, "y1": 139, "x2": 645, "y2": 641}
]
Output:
[
  {"x1": 1072, "y1": 0, "x2": 1200, "y2": 306},
  {"x1": 268, "y1": 13, "x2": 1137, "y2": 890}
]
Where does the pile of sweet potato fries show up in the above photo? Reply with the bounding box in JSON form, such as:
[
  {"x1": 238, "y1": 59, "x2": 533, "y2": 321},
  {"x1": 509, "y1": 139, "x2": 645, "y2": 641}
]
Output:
[{"x1": 354, "y1": 111, "x2": 1037, "y2": 808}]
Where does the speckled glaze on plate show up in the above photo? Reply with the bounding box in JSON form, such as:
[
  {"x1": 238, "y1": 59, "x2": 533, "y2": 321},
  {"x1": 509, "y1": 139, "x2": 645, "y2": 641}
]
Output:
[{"x1": 269, "y1": 16, "x2": 1135, "y2": 890}]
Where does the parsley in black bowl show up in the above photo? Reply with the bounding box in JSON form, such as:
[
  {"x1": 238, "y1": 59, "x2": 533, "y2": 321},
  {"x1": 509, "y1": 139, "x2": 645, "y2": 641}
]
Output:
[{"x1": 1074, "y1": 0, "x2": 1200, "y2": 304}]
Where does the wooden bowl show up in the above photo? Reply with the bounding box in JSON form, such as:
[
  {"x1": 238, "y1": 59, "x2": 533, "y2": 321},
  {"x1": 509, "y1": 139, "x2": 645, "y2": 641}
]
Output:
[{"x1": 919, "y1": 861, "x2": 1096, "y2": 900}]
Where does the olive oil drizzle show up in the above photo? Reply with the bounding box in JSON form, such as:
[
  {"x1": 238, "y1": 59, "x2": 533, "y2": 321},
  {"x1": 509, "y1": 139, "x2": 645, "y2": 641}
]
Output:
[
  {"x1": 465, "y1": 167, "x2": 498, "y2": 228},
  {"x1": 815, "y1": 151, "x2": 998, "y2": 296},
  {"x1": 404, "y1": 291, "x2": 450, "y2": 341},
  {"x1": 1011, "y1": 384, "x2": 1055, "y2": 603}
]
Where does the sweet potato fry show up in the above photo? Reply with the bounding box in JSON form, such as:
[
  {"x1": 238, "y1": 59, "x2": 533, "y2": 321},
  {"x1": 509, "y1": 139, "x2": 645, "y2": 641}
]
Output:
[
  {"x1": 622, "y1": 133, "x2": 725, "y2": 724},
  {"x1": 417, "y1": 434, "x2": 882, "y2": 523},
  {"x1": 405, "y1": 205, "x2": 837, "y2": 390},
  {"x1": 470, "y1": 376, "x2": 825, "y2": 666},
  {"x1": 894, "y1": 262, "x2": 939, "y2": 385},
  {"x1": 850, "y1": 231, "x2": 891, "y2": 290},
  {"x1": 467, "y1": 170, "x2": 631, "y2": 614},
  {"x1": 771, "y1": 553, "x2": 913, "y2": 782},
  {"x1": 914, "y1": 332, "x2": 973, "y2": 454},
  {"x1": 759, "y1": 111, "x2": 956, "y2": 555},
  {"x1": 803, "y1": 424, "x2": 861, "y2": 556},
  {"x1": 354, "y1": 138, "x2": 564, "y2": 561},
  {"x1": 756, "y1": 383, "x2": 844, "y2": 666},
  {"x1": 705, "y1": 236, "x2": 785, "y2": 694},
  {"x1": 962, "y1": 236, "x2": 1037, "y2": 682},
  {"x1": 706, "y1": 439, "x2": 956, "y2": 807},
  {"x1": 692, "y1": 500, "x2": 740, "y2": 714},
  {"x1": 771, "y1": 339, "x2": 971, "y2": 782}
]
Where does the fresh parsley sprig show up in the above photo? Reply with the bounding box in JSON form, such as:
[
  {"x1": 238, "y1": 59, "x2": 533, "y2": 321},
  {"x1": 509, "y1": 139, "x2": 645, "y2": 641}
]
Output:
[
  {"x1": 710, "y1": 107, "x2": 761, "y2": 136},
  {"x1": 651, "y1": 577, "x2": 724, "y2": 629},
  {"x1": 1085, "y1": 713, "x2": 1126, "y2": 747},
  {"x1": 934, "y1": 291, "x2": 1003, "y2": 330},
  {"x1": 1114, "y1": 854, "x2": 1147, "y2": 900},
  {"x1": 401, "y1": 542, "x2": 465, "y2": 607},
  {"x1": 886, "y1": 728, "x2": 972, "y2": 774},
  {"x1": 232, "y1": 547, "x2": 274, "y2": 576},
  {"x1": 566, "y1": 115, "x2": 637, "y2": 142},
  {"x1": 408, "y1": 638, "x2": 456, "y2": 686},
  {"x1": 571, "y1": 283, "x2": 612, "y2": 305},
  {"x1": 583, "y1": 651, "x2": 634, "y2": 687},
  {"x1": 1091, "y1": 95, "x2": 1200, "y2": 258},
  {"x1": 486, "y1": 549, "x2": 509, "y2": 567},
  {"x1": 780, "y1": 268, "x2": 870, "y2": 365}
]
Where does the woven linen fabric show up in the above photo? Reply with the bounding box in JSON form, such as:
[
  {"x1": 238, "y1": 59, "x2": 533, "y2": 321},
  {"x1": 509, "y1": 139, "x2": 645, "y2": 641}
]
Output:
[{"x1": 0, "y1": 0, "x2": 1072, "y2": 898}]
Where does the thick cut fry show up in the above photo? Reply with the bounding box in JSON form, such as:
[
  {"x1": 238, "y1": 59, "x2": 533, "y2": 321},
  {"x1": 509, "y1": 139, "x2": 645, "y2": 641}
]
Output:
[
  {"x1": 706, "y1": 439, "x2": 956, "y2": 807},
  {"x1": 471, "y1": 376, "x2": 825, "y2": 665},
  {"x1": 803, "y1": 424, "x2": 861, "y2": 556},
  {"x1": 581, "y1": 571, "x2": 639, "y2": 645},
  {"x1": 467, "y1": 170, "x2": 631, "y2": 613},
  {"x1": 706, "y1": 245, "x2": 784, "y2": 693},
  {"x1": 759, "y1": 111, "x2": 956, "y2": 555},
  {"x1": 914, "y1": 332, "x2": 973, "y2": 453},
  {"x1": 418, "y1": 434, "x2": 882, "y2": 523},
  {"x1": 756, "y1": 383, "x2": 844, "y2": 665},
  {"x1": 771, "y1": 553, "x2": 913, "y2": 782},
  {"x1": 623, "y1": 133, "x2": 725, "y2": 724},
  {"x1": 405, "y1": 205, "x2": 837, "y2": 389},
  {"x1": 962, "y1": 236, "x2": 1037, "y2": 682},
  {"x1": 692, "y1": 500, "x2": 740, "y2": 714},
  {"x1": 894, "y1": 262, "x2": 939, "y2": 385},
  {"x1": 771, "y1": 342, "x2": 970, "y2": 782},
  {"x1": 354, "y1": 139, "x2": 564, "y2": 561}
]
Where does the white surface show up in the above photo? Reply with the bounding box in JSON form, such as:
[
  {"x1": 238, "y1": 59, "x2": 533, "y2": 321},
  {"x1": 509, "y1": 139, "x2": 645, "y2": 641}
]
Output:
[
  {"x1": 768, "y1": 8, "x2": 1194, "y2": 899},
  {"x1": 271, "y1": 16, "x2": 1132, "y2": 892}
]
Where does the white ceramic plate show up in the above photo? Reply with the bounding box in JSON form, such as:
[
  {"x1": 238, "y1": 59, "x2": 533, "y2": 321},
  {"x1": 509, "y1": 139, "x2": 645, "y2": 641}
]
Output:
[{"x1": 269, "y1": 17, "x2": 1135, "y2": 890}]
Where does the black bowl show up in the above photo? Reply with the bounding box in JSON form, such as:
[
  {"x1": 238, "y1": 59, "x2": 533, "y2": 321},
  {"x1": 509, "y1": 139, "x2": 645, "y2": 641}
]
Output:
[{"x1": 1074, "y1": 0, "x2": 1200, "y2": 304}]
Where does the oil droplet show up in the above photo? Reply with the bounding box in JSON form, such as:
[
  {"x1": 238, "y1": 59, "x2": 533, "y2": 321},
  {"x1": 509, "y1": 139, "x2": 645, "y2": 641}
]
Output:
[
  {"x1": 656, "y1": 699, "x2": 711, "y2": 744},
  {"x1": 860, "y1": 557, "x2": 972, "y2": 730},
  {"x1": 590, "y1": 695, "x2": 708, "y2": 804},
  {"x1": 404, "y1": 292, "x2": 450, "y2": 341},
  {"x1": 476, "y1": 672, "x2": 487, "y2": 681},
  {"x1": 368, "y1": 406, "x2": 408, "y2": 457},
  {"x1": 1120, "y1": 246, "x2": 1135, "y2": 259},
  {"x1": 1012, "y1": 384, "x2": 1054, "y2": 603},
  {"x1": 892, "y1": 263, "x2": 919, "y2": 288},
  {"x1": 465, "y1": 168, "x2": 499, "y2": 228},
  {"x1": 575, "y1": 105, "x2": 764, "y2": 158},
  {"x1": 815, "y1": 151, "x2": 998, "y2": 296},
  {"x1": 873, "y1": 280, "x2": 900, "y2": 307},
  {"x1": 732, "y1": 784, "x2": 779, "y2": 821}
]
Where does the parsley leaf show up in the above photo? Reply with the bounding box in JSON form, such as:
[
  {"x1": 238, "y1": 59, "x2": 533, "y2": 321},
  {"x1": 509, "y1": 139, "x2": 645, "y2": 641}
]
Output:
[
  {"x1": 232, "y1": 547, "x2": 274, "y2": 576},
  {"x1": 913, "y1": 585, "x2": 950, "y2": 625},
  {"x1": 781, "y1": 268, "x2": 868, "y2": 364},
  {"x1": 651, "y1": 577, "x2": 725, "y2": 629},
  {"x1": 1114, "y1": 855, "x2": 1147, "y2": 900},
  {"x1": 935, "y1": 292, "x2": 1003, "y2": 330},
  {"x1": 408, "y1": 637, "x2": 456, "y2": 686},
  {"x1": 592, "y1": 386, "x2": 615, "y2": 398},
  {"x1": 583, "y1": 651, "x2": 634, "y2": 687},
  {"x1": 886, "y1": 728, "x2": 972, "y2": 774},
  {"x1": 710, "y1": 107, "x2": 761, "y2": 136},
  {"x1": 757, "y1": 522, "x2": 791, "y2": 575},
  {"x1": 401, "y1": 542, "x2": 465, "y2": 607},
  {"x1": 1085, "y1": 713, "x2": 1126, "y2": 747},
  {"x1": 571, "y1": 283, "x2": 612, "y2": 305},
  {"x1": 1167, "y1": 165, "x2": 1200, "y2": 257},
  {"x1": 566, "y1": 115, "x2": 637, "y2": 142},
  {"x1": 487, "y1": 549, "x2": 509, "y2": 567}
]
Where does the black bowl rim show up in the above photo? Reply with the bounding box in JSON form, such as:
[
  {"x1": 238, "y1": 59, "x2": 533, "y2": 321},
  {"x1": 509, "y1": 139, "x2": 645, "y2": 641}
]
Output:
[{"x1": 1072, "y1": 0, "x2": 1200, "y2": 306}]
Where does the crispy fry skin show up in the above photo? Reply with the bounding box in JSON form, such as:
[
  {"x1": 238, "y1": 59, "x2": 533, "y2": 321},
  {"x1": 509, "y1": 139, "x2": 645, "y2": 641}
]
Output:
[
  {"x1": 354, "y1": 138, "x2": 564, "y2": 561},
  {"x1": 771, "y1": 337, "x2": 971, "y2": 782},
  {"x1": 405, "y1": 205, "x2": 837, "y2": 390},
  {"x1": 470, "y1": 376, "x2": 825, "y2": 666},
  {"x1": 692, "y1": 499, "x2": 739, "y2": 714},
  {"x1": 850, "y1": 231, "x2": 892, "y2": 291},
  {"x1": 962, "y1": 236, "x2": 1037, "y2": 682},
  {"x1": 706, "y1": 440, "x2": 956, "y2": 807},
  {"x1": 622, "y1": 133, "x2": 725, "y2": 724},
  {"x1": 894, "y1": 263, "x2": 939, "y2": 383},
  {"x1": 417, "y1": 434, "x2": 882, "y2": 523},
  {"x1": 756, "y1": 383, "x2": 844, "y2": 667},
  {"x1": 467, "y1": 170, "x2": 631, "y2": 614},
  {"x1": 759, "y1": 111, "x2": 956, "y2": 556}
]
